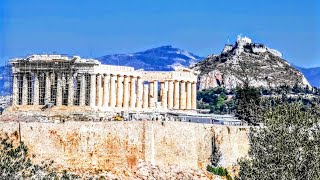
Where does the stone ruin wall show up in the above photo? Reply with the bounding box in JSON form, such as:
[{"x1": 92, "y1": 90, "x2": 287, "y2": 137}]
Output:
[{"x1": 0, "y1": 121, "x2": 249, "y2": 173}]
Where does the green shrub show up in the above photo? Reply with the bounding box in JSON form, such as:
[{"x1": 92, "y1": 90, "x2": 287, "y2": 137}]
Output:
[
  {"x1": 207, "y1": 165, "x2": 232, "y2": 179},
  {"x1": 206, "y1": 165, "x2": 213, "y2": 172}
]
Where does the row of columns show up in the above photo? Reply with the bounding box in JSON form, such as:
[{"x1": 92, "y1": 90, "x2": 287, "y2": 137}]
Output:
[
  {"x1": 160, "y1": 80, "x2": 197, "y2": 110},
  {"x1": 12, "y1": 72, "x2": 197, "y2": 110},
  {"x1": 12, "y1": 72, "x2": 75, "y2": 106},
  {"x1": 94, "y1": 74, "x2": 153, "y2": 109}
]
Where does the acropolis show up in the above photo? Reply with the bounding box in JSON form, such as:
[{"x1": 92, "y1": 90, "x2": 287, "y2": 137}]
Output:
[{"x1": 9, "y1": 55, "x2": 198, "y2": 113}]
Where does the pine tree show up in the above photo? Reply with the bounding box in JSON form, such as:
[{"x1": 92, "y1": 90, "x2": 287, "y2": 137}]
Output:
[{"x1": 235, "y1": 86, "x2": 262, "y2": 125}]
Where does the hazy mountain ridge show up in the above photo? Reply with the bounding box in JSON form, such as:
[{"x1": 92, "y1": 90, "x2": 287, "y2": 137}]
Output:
[
  {"x1": 96, "y1": 45, "x2": 203, "y2": 71},
  {"x1": 293, "y1": 65, "x2": 320, "y2": 87},
  {"x1": 0, "y1": 66, "x2": 12, "y2": 96}
]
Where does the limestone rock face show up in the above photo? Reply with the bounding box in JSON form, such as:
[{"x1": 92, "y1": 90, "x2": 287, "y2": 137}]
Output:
[
  {"x1": 0, "y1": 120, "x2": 249, "y2": 178},
  {"x1": 194, "y1": 35, "x2": 311, "y2": 90}
]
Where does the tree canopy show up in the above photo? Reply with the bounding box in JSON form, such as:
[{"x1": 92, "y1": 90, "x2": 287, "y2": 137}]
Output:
[
  {"x1": 238, "y1": 103, "x2": 320, "y2": 180},
  {"x1": 235, "y1": 86, "x2": 262, "y2": 125}
]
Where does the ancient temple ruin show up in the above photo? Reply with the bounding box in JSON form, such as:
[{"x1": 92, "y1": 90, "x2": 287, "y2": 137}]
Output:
[{"x1": 10, "y1": 55, "x2": 198, "y2": 112}]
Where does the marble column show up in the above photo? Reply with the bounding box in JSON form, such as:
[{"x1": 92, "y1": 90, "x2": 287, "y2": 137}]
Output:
[
  {"x1": 96, "y1": 74, "x2": 102, "y2": 107},
  {"x1": 149, "y1": 81, "x2": 154, "y2": 107},
  {"x1": 159, "y1": 82, "x2": 163, "y2": 107},
  {"x1": 160, "y1": 82, "x2": 164, "y2": 100},
  {"x1": 186, "y1": 81, "x2": 192, "y2": 109},
  {"x1": 67, "y1": 73, "x2": 74, "y2": 106},
  {"x1": 136, "y1": 77, "x2": 143, "y2": 109},
  {"x1": 161, "y1": 81, "x2": 168, "y2": 109},
  {"x1": 56, "y1": 73, "x2": 62, "y2": 106},
  {"x1": 89, "y1": 73, "x2": 96, "y2": 107},
  {"x1": 33, "y1": 72, "x2": 39, "y2": 105},
  {"x1": 110, "y1": 74, "x2": 117, "y2": 108},
  {"x1": 167, "y1": 80, "x2": 174, "y2": 109},
  {"x1": 22, "y1": 73, "x2": 28, "y2": 105},
  {"x1": 143, "y1": 84, "x2": 149, "y2": 109},
  {"x1": 103, "y1": 74, "x2": 110, "y2": 108},
  {"x1": 123, "y1": 75, "x2": 130, "y2": 108},
  {"x1": 116, "y1": 75, "x2": 124, "y2": 107},
  {"x1": 173, "y1": 80, "x2": 180, "y2": 109},
  {"x1": 45, "y1": 72, "x2": 51, "y2": 103},
  {"x1": 130, "y1": 76, "x2": 137, "y2": 109},
  {"x1": 12, "y1": 74, "x2": 18, "y2": 105},
  {"x1": 191, "y1": 82, "x2": 197, "y2": 109},
  {"x1": 79, "y1": 74, "x2": 86, "y2": 106},
  {"x1": 149, "y1": 96, "x2": 154, "y2": 108},
  {"x1": 180, "y1": 81, "x2": 186, "y2": 109},
  {"x1": 153, "y1": 80, "x2": 158, "y2": 103}
]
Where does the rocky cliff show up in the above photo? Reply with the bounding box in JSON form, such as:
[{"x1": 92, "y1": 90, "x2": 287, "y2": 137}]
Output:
[
  {"x1": 0, "y1": 120, "x2": 249, "y2": 178},
  {"x1": 193, "y1": 35, "x2": 310, "y2": 90}
]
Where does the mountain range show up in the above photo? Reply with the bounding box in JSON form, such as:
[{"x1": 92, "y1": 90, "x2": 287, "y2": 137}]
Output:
[
  {"x1": 96, "y1": 45, "x2": 203, "y2": 71},
  {"x1": 293, "y1": 66, "x2": 320, "y2": 87},
  {"x1": 0, "y1": 42, "x2": 319, "y2": 96}
]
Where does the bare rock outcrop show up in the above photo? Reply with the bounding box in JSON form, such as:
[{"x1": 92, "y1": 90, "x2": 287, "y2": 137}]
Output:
[{"x1": 193, "y1": 35, "x2": 310, "y2": 90}]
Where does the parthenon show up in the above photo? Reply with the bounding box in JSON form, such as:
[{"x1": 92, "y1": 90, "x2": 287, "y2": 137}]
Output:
[{"x1": 10, "y1": 55, "x2": 198, "y2": 112}]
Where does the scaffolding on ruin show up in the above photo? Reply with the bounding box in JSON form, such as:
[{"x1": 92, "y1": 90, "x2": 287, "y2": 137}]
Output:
[{"x1": 7, "y1": 55, "x2": 93, "y2": 107}]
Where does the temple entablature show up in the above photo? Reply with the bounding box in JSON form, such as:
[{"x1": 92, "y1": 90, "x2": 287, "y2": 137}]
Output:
[{"x1": 140, "y1": 71, "x2": 198, "y2": 83}]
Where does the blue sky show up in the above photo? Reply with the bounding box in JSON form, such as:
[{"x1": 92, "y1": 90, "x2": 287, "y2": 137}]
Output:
[{"x1": 1, "y1": 0, "x2": 319, "y2": 67}]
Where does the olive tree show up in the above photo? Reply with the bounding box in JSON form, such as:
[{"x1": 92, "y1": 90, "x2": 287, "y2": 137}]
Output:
[{"x1": 238, "y1": 103, "x2": 320, "y2": 180}]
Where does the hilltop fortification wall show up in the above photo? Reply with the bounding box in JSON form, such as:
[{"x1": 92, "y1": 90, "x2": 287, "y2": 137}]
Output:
[{"x1": 0, "y1": 121, "x2": 249, "y2": 173}]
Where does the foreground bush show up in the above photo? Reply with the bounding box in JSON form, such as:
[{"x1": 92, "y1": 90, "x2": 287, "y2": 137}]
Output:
[{"x1": 0, "y1": 133, "x2": 78, "y2": 179}]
